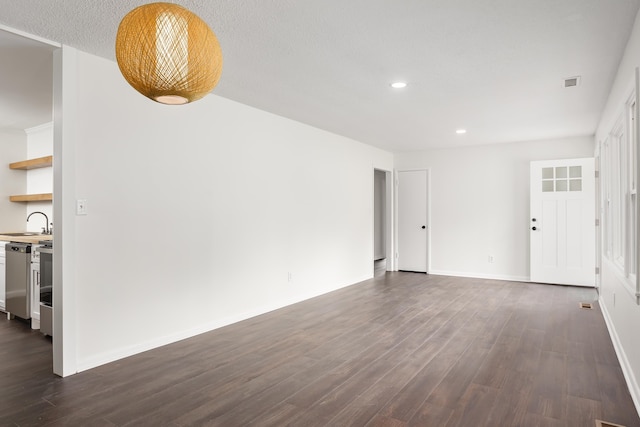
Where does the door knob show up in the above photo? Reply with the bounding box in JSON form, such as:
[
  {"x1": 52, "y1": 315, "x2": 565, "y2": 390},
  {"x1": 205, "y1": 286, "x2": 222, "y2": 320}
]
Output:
[
  {"x1": 421, "y1": 225, "x2": 426, "y2": 229},
  {"x1": 531, "y1": 226, "x2": 537, "y2": 231},
  {"x1": 531, "y1": 218, "x2": 537, "y2": 222}
]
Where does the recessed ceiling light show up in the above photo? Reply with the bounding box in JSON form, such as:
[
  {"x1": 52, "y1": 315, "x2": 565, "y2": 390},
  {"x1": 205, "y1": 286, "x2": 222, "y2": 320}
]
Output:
[
  {"x1": 390, "y1": 82, "x2": 407, "y2": 89},
  {"x1": 456, "y1": 129, "x2": 467, "y2": 134}
]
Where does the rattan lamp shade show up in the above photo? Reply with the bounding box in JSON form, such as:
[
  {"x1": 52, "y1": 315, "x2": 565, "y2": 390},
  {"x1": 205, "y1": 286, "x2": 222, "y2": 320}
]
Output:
[{"x1": 115, "y1": 2, "x2": 223, "y2": 105}]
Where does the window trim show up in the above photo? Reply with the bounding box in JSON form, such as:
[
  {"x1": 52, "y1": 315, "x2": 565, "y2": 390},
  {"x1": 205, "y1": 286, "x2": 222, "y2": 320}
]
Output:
[
  {"x1": 630, "y1": 67, "x2": 640, "y2": 305},
  {"x1": 600, "y1": 82, "x2": 639, "y2": 303}
]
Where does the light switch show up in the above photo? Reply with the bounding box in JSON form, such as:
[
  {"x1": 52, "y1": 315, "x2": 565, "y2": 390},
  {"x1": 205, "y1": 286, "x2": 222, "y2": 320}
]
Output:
[{"x1": 76, "y1": 199, "x2": 88, "y2": 215}]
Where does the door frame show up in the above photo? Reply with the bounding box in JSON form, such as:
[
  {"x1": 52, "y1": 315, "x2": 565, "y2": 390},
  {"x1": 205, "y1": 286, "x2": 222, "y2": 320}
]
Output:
[
  {"x1": 373, "y1": 168, "x2": 395, "y2": 273},
  {"x1": 595, "y1": 147, "x2": 602, "y2": 290},
  {"x1": 394, "y1": 169, "x2": 431, "y2": 273}
]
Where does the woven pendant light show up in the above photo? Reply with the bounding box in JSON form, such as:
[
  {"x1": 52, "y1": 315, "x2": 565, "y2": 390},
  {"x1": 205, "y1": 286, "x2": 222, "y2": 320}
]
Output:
[{"x1": 115, "y1": 2, "x2": 223, "y2": 105}]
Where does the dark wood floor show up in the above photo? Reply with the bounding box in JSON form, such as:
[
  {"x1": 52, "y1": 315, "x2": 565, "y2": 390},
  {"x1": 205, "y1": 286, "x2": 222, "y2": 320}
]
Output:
[{"x1": 1, "y1": 273, "x2": 639, "y2": 426}]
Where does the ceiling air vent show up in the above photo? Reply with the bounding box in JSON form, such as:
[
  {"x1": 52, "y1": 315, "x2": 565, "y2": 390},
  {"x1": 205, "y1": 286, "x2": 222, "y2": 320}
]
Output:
[{"x1": 564, "y1": 76, "x2": 581, "y2": 88}]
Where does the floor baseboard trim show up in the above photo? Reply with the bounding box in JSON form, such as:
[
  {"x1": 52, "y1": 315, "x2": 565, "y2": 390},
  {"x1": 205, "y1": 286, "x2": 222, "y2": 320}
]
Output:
[
  {"x1": 75, "y1": 274, "x2": 371, "y2": 373},
  {"x1": 599, "y1": 296, "x2": 640, "y2": 419},
  {"x1": 428, "y1": 270, "x2": 529, "y2": 283}
]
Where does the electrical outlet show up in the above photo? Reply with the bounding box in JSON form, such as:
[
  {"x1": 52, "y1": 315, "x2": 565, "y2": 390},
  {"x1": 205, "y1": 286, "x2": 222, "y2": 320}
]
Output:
[
  {"x1": 488, "y1": 255, "x2": 494, "y2": 263},
  {"x1": 288, "y1": 272, "x2": 293, "y2": 282},
  {"x1": 76, "y1": 199, "x2": 88, "y2": 215}
]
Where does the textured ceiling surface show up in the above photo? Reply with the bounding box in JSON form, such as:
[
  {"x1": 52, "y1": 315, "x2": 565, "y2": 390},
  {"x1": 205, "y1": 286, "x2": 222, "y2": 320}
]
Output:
[{"x1": 0, "y1": 0, "x2": 639, "y2": 150}]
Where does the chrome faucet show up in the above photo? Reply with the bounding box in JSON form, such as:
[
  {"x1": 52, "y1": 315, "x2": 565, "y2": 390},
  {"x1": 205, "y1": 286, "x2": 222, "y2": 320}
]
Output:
[{"x1": 27, "y1": 211, "x2": 50, "y2": 234}]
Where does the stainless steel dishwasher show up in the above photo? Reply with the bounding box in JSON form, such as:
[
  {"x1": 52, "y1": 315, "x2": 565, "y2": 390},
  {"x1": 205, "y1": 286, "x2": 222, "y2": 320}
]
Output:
[{"x1": 5, "y1": 242, "x2": 31, "y2": 319}]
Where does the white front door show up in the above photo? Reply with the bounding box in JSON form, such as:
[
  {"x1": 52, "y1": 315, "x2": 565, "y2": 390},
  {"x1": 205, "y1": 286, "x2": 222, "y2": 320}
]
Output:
[
  {"x1": 530, "y1": 158, "x2": 595, "y2": 286},
  {"x1": 398, "y1": 170, "x2": 428, "y2": 273}
]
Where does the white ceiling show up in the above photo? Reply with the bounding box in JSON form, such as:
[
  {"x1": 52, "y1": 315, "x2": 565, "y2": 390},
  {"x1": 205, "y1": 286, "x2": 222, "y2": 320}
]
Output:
[
  {"x1": 0, "y1": 29, "x2": 55, "y2": 130},
  {"x1": 0, "y1": 0, "x2": 638, "y2": 151}
]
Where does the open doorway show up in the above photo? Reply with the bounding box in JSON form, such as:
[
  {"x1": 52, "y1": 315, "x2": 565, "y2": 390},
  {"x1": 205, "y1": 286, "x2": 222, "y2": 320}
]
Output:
[
  {"x1": 0, "y1": 27, "x2": 59, "y2": 373},
  {"x1": 374, "y1": 169, "x2": 393, "y2": 277}
]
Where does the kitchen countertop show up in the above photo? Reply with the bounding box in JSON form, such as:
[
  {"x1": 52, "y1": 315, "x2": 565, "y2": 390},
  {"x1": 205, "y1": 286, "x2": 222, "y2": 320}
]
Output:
[{"x1": 0, "y1": 234, "x2": 53, "y2": 244}]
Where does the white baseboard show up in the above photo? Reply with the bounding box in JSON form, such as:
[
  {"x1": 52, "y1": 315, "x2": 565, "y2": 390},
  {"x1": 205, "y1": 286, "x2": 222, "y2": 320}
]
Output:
[
  {"x1": 428, "y1": 269, "x2": 529, "y2": 283},
  {"x1": 76, "y1": 308, "x2": 284, "y2": 373},
  {"x1": 75, "y1": 274, "x2": 370, "y2": 373},
  {"x1": 599, "y1": 295, "x2": 640, "y2": 418}
]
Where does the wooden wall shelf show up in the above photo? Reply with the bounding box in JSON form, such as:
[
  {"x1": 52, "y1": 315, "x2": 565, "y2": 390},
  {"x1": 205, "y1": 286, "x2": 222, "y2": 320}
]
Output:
[
  {"x1": 10, "y1": 156, "x2": 53, "y2": 170},
  {"x1": 9, "y1": 193, "x2": 53, "y2": 202}
]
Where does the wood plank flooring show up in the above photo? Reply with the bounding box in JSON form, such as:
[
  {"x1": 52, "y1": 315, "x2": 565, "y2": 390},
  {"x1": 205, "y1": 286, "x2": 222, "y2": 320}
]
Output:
[{"x1": 1, "y1": 273, "x2": 638, "y2": 426}]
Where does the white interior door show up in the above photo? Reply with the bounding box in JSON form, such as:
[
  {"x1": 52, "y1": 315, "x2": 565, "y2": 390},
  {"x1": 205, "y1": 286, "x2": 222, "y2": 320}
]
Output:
[
  {"x1": 530, "y1": 158, "x2": 595, "y2": 286},
  {"x1": 398, "y1": 170, "x2": 428, "y2": 272}
]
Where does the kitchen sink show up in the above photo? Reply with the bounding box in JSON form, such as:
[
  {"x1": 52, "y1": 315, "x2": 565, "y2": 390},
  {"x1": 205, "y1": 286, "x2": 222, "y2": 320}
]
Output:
[{"x1": 0, "y1": 232, "x2": 42, "y2": 236}]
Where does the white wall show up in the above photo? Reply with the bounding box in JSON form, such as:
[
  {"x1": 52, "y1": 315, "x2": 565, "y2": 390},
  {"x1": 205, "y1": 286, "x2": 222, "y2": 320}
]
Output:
[
  {"x1": 59, "y1": 49, "x2": 393, "y2": 372},
  {"x1": 595, "y1": 8, "x2": 640, "y2": 413},
  {"x1": 25, "y1": 122, "x2": 53, "y2": 232},
  {"x1": 0, "y1": 129, "x2": 27, "y2": 231},
  {"x1": 0, "y1": 124, "x2": 53, "y2": 233},
  {"x1": 395, "y1": 136, "x2": 594, "y2": 281}
]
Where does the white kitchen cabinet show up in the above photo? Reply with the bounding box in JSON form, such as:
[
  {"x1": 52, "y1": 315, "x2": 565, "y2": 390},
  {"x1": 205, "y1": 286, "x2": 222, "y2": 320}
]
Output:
[{"x1": 0, "y1": 241, "x2": 6, "y2": 311}]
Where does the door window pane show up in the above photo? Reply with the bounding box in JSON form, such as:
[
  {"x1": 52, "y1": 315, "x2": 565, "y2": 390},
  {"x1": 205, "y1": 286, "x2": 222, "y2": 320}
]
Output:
[
  {"x1": 542, "y1": 181, "x2": 554, "y2": 192},
  {"x1": 556, "y1": 167, "x2": 568, "y2": 179}
]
